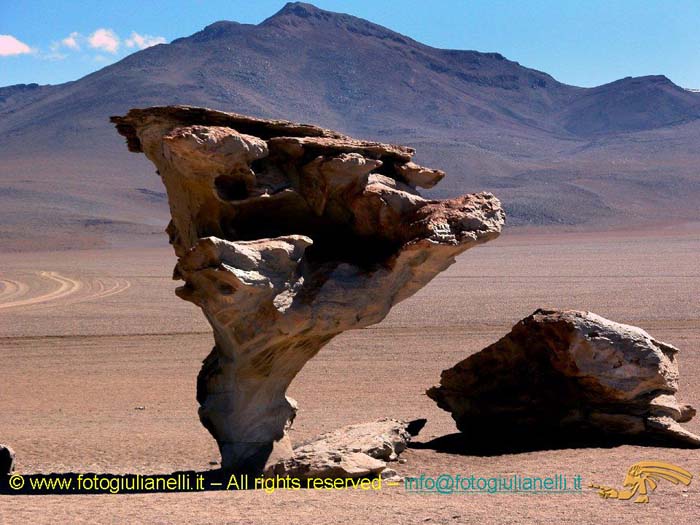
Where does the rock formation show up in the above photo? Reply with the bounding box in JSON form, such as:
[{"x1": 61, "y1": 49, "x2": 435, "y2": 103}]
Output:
[
  {"x1": 111, "y1": 106, "x2": 504, "y2": 473},
  {"x1": 265, "y1": 418, "x2": 425, "y2": 478},
  {"x1": 0, "y1": 444, "x2": 15, "y2": 477},
  {"x1": 428, "y1": 309, "x2": 700, "y2": 448}
]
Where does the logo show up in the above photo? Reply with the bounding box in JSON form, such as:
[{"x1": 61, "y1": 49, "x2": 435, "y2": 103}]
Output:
[{"x1": 590, "y1": 461, "x2": 692, "y2": 504}]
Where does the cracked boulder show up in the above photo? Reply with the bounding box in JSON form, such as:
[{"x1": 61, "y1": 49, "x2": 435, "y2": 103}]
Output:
[
  {"x1": 265, "y1": 419, "x2": 425, "y2": 478},
  {"x1": 428, "y1": 309, "x2": 699, "y2": 447},
  {"x1": 111, "y1": 106, "x2": 504, "y2": 474}
]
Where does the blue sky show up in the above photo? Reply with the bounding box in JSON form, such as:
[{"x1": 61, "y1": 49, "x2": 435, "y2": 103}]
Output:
[{"x1": 2, "y1": 0, "x2": 699, "y2": 88}]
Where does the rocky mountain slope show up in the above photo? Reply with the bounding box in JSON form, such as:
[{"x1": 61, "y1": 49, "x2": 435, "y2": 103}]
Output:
[{"x1": 2, "y1": 2, "x2": 699, "y2": 250}]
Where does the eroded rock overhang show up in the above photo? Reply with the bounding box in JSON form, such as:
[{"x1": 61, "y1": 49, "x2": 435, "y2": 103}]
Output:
[{"x1": 111, "y1": 105, "x2": 505, "y2": 473}]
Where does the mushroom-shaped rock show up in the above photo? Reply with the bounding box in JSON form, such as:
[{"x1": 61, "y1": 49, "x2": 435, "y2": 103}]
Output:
[
  {"x1": 111, "y1": 105, "x2": 504, "y2": 474},
  {"x1": 428, "y1": 309, "x2": 700, "y2": 448}
]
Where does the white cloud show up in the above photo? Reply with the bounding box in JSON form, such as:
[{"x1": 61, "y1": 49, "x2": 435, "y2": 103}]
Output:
[
  {"x1": 5, "y1": 27, "x2": 165, "y2": 62},
  {"x1": 125, "y1": 32, "x2": 166, "y2": 50},
  {"x1": 0, "y1": 34, "x2": 32, "y2": 56},
  {"x1": 88, "y1": 28, "x2": 119, "y2": 53},
  {"x1": 62, "y1": 32, "x2": 81, "y2": 50},
  {"x1": 49, "y1": 32, "x2": 82, "y2": 57}
]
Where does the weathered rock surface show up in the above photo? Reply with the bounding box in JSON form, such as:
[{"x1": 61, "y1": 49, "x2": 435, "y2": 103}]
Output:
[
  {"x1": 265, "y1": 418, "x2": 424, "y2": 478},
  {"x1": 428, "y1": 309, "x2": 699, "y2": 447},
  {"x1": 112, "y1": 106, "x2": 504, "y2": 473},
  {"x1": 1, "y1": 444, "x2": 15, "y2": 476}
]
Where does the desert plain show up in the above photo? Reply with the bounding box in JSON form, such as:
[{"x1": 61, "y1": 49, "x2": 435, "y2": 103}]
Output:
[{"x1": 1, "y1": 225, "x2": 699, "y2": 524}]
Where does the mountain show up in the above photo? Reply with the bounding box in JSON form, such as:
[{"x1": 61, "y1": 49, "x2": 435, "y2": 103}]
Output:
[{"x1": 2, "y1": 2, "x2": 699, "y2": 250}]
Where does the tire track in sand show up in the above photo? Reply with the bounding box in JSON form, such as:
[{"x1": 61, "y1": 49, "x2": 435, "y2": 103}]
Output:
[
  {"x1": 54, "y1": 277, "x2": 132, "y2": 307},
  {"x1": 0, "y1": 272, "x2": 132, "y2": 311},
  {"x1": 0, "y1": 279, "x2": 29, "y2": 302},
  {"x1": 96, "y1": 278, "x2": 132, "y2": 299},
  {"x1": 0, "y1": 272, "x2": 82, "y2": 310}
]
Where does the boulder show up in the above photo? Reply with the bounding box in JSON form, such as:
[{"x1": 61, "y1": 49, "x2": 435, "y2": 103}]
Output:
[
  {"x1": 265, "y1": 419, "x2": 424, "y2": 478},
  {"x1": 0, "y1": 444, "x2": 15, "y2": 476},
  {"x1": 428, "y1": 309, "x2": 699, "y2": 447}
]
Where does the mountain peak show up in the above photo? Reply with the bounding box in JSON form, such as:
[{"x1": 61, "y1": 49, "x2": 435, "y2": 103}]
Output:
[
  {"x1": 261, "y1": 2, "x2": 339, "y2": 27},
  {"x1": 273, "y1": 2, "x2": 324, "y2": 18},
  {"x1": 260, "y1": 2, "x2": 414, "y2": 45},
  {"x1": 619, "y1": 74, "x2": 674, "y2": 86},
  {"x1": 590, "y1": 74, "x2": 681, "y2": 94}
]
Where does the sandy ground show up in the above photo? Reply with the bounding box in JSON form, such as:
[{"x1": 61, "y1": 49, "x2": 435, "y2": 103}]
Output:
[{"x1": 1, "y1": 229, "x2": 699, "y2": 524}]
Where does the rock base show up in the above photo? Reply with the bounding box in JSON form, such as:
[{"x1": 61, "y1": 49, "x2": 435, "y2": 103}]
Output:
[{"x1": 265, "y1": 419, "x2": 425, "y2": 478}]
